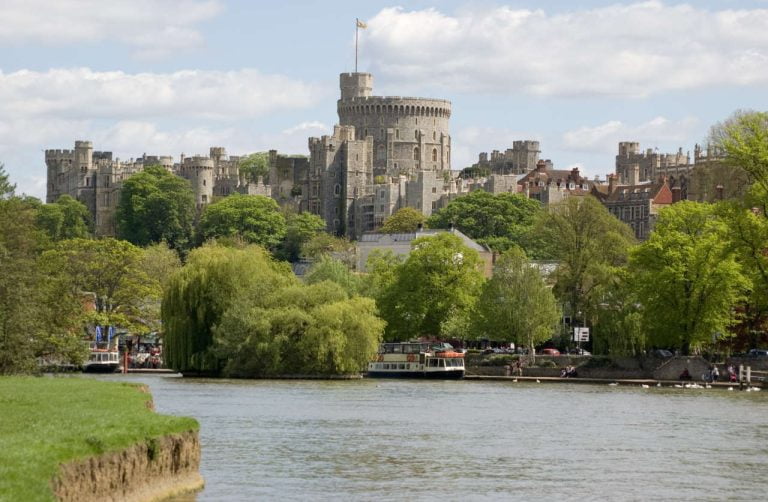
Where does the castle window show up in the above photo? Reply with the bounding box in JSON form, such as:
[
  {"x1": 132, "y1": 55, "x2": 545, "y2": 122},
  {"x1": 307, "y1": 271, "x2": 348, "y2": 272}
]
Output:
[
  {"x1": 364, "y1": 128, "x2": 368, "y2": 137},
  {"x1": 203, "y1": 179, "x2": 206, "y2": 186},
  {"x1": 202, "y1": 195, "x2": 208, "y2": 203},
  {"x1": 395, "y1": 129, "x2": 400, "y2": 139},
  {"x1": 433, "y1": 131, "x2": 436, "y2": 140},
  {"x1": 394, "y1": 163, "x2": 398, "y2": 170},
  {"x1": 415, "y1": 130, "x2": 419, "y2": 140},
  {"x1": 413, "y1": 147, "x2": 420, "y2": 161},
  {"x1": 377, "y1": 144, "x2": 386, "y2": 161},
  {"x1": 415, "y1": 118, "x2": 418, "y2": 125},
  {"x1": 432, "y1": 187, "x2": 437, "y2": 194},
  {"x1": 334, "y1": 184, "x2": 341, "y2": 196},
  {"x1": 432, "y1": 148, "x2": 437, "y2": 162}
]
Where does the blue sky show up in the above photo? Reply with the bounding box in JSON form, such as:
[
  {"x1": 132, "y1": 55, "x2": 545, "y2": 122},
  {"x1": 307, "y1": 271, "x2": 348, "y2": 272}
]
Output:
[{"x1": 1, "y1": 0, "x2": 767, "y2": 197}]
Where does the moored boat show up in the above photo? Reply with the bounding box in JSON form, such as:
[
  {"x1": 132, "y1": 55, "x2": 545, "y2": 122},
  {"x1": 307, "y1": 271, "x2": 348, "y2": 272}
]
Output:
[
  {"x1": 83, "y1": 341, "x2": 121, "y2": 373},
  {"x1": 367, "y1": 342, "x2": 465, "y2": 379}
]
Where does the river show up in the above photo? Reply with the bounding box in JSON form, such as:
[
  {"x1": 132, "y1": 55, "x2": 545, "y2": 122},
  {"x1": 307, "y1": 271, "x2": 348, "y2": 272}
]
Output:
[{"x1": 97, "y1": 375, "x2": 768, "y2": 501}]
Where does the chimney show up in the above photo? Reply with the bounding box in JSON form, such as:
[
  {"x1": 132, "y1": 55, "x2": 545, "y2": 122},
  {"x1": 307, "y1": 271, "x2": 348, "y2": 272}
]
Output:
[
  {"x1": 571, "y1": 167, "x2": 580, "y2": 180},
  {"x1": 671, "y1": 186, "x2": 682, "y2": 203},
  {"x1": 608, "y1": 174, "x2": 617, "y2": 193},
  {"x1": 536, "y1": 159, "x2": 547, "y2": 173}
]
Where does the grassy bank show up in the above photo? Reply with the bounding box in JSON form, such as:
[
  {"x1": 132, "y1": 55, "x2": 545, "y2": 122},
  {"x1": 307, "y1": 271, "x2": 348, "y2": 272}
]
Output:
[{"x1": 0, "y1": 376, "x2": 198, "y2": 502}]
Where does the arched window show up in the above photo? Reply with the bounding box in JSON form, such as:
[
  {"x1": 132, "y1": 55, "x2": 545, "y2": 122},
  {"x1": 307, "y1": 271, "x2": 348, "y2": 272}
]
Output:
[
  {"x1": 413, "y1": 147, "x2": 420, "y2": 161},
  {"x1": 432, "y1": 148, "x2": 438, "y2": 162},
  {"x1": 334, "y1": 184, "x2": 341, "y2": 196}
]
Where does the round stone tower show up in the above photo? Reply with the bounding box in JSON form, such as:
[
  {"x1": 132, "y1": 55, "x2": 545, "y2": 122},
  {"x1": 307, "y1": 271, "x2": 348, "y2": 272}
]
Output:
[
  {"x1": 179, "y1": 156, "x2": 214, "y2": 206},
  {"x1": 337, "y1": 73, "x2": 451, "y2": 176}
]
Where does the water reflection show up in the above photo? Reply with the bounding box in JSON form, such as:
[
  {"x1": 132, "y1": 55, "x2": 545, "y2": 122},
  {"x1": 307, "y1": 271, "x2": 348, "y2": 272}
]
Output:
[{"x1": 98, "y1": 375, "x2": 768, "y2": 501}]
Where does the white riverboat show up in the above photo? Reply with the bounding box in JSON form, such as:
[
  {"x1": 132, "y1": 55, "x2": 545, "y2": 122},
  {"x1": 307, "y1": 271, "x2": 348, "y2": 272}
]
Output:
[
  {"x1": 367, "y1": 342, "x2": 465, "y2": 379},
  {"x1": 83, "y1": 341, "x2": 121, "y2": 373}
]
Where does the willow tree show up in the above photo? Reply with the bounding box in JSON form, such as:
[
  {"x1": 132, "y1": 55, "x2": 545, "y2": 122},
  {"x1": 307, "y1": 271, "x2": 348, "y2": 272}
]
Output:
[
  {"x1": 161, "y1": 244, "x2": 295, "y2": 374},
  {"x1": 473, "y1": 248, "x2": 560, "y2": 360}
]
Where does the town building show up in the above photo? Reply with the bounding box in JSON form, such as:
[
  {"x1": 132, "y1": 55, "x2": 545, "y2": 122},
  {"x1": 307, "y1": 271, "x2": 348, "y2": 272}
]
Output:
[
  {"x1": 517, "y1": 160, "x2": 595, "y2": 205},
  {"x1": 356, "y1": 228, "x2": 494, "y2": 277}
]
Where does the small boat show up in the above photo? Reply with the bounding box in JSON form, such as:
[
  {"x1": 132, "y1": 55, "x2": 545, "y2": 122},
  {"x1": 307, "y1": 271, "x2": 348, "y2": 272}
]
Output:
[
  {"x1": 367, "y1": 342, "x2": 465, "y2": 379},
  {"x1": 83, "y1": 341, "x2": 121, "y2": 373}
]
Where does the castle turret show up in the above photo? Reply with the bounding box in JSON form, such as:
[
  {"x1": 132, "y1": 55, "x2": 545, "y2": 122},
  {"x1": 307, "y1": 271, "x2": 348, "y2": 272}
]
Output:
[
  {"x1": 75, "y1": 140, "x2": 94, "y2": 172},
  {"x1": 179, "y1": 156, "x2": 214, "y2": 206},
  {"x1": 340, "y1": 72, "x2": 373, "y2": 100}
]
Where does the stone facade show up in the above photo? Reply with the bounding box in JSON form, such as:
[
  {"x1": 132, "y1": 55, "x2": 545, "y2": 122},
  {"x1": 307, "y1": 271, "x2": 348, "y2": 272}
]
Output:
[
  {"x1": 517, "y1": 160, "x2": 594, "y2": 205},
  {"x1": 46, "y1": 142, "x2": 269, "y2": 236},
  {"x1": 614, "y1": 141, "x2": 743, "y2": 202},
  {"x1": 593, "y1": 175, "x2": 674, "y2": 240},
  {"x1": 473, "y1": 140, "x2": 541, "y2": 175}
]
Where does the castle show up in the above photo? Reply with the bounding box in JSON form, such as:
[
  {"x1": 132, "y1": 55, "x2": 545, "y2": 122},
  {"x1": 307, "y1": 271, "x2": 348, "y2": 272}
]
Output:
[
  {"x1": 45, "y1": 141, "x2": 277, "y2": 236},
  {"x1": 47, "y1": 71, "x2": 740, "y2": 243}
]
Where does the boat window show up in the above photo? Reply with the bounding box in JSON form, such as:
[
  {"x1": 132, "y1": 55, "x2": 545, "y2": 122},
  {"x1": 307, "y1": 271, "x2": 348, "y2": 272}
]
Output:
[
  {"x1": 393, "y1": 345, "x2": 402, "y2": 353},
  {"x1": 383, "y1": 363, "x2": 389, "y2": 369},
  {"x1": 429, "y1": 359, "x2": 438, "y2": 367},
  {"x1": 399, "y1": 364, "x2": 405, "y2": 370},
  {"x1": 439, "y1": 359, "x2": 445, "y2": 367}
]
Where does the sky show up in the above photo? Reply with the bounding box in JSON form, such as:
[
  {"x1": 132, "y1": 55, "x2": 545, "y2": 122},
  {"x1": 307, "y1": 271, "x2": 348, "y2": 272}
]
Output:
[{"x1": 2, "y1": 0, "x2": 768, "y2": 198}]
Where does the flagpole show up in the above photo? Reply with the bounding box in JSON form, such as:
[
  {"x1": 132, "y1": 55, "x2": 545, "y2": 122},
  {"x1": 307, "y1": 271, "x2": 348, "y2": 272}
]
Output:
[{"x1": 355, "y1": 18, "x2": 359, "y2": 72}]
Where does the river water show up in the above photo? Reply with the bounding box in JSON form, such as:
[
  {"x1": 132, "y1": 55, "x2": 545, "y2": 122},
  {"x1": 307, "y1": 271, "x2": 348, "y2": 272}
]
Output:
[{"x1": 98, "y1": 375, "x2": 768, "y2": 501}]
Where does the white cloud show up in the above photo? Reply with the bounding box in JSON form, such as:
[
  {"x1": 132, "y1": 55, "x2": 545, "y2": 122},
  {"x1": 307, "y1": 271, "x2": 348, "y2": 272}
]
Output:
[
  {"x1": 281, "y1": 121, "x2": 328, "y2": 135},
  {"x1": 0, "y1": 68, "x2": 325, "y2": 120},
  {"x1": 364, "y1": 2, "x2": 768, "y2": 97},
  {"x1": 0, "y1": 0, "x2": 222, "y2": 59},
  {"x1": 562, "y1": 116, "x2": 700, "y2": 152}
]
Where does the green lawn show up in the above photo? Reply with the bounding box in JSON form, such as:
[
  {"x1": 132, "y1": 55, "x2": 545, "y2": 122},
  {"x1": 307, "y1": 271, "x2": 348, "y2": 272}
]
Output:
[{"x1": 0, "y1": 376, "x2": 198, "y2": 502}]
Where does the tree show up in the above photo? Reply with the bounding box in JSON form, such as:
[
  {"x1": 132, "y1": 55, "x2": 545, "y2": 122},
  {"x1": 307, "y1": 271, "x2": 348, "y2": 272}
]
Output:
[
  {"x1": 36, "y1": 195, "x2": 91, "y2": 241},
  {"x1": 40, "y1": 238, "x2": 160, "y2": 332},
  {"x1": 214, "y1": 282, "x2": 384, "y2": 377},
  {"x1": 117, "y1": 165, "x2": 195, "y2": 250},
  {"x1": 278, "y1": 211, "x2": 326, "y2": 262},
  {"x1": 717, "y1": 198, "x2": 768, "y2": 350},
  {"x1": 239, "y1": 152, "x2": 270, "y2": 183},
  {"x1": 303, "y1": 256, "x2": 361, "y2": 296},
  {"x1": 472, "y1": 248, "x2": 560, "y2": 360},
  {"x1": 710, "y1": 110, "x2": 768, "y2": 192},
  {"x1": 589, "y1": 269, "x2": 645, "y2": 356},
  {"x1": 0, "y1": 196, "x2": 85, "y2": 373},
  {"x1": 427, "y1": 190, "x2": 543, "y2": 253},
  {"x1": 0, "y1": 163, "x2": 15, "y2": 198},
  {"x1": 162, "y1": 244, "x2": 296, "y2": 373},
  {"x1": 534, "y1": 196, "x2": 635, "y2": 330},
  {"x1": 197, "y1": 194, "x2": 287, "y2": 249},
  {"x1": 301, "y1": 232, "x2": 356, "y2": 267},
  {"x1": 380, "y1": 207, "x2": 426, "y2": 233},
  {"x1": 376, "y1": 233, "x2": 485, "y2": 340},
  {"x1": 630, "y1": 202, "x2": 748, "y2": 354}
]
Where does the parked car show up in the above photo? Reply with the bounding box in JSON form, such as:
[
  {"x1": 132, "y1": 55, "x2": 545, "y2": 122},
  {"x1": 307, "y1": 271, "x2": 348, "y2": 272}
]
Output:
[
  {"x1": 747, "y1": 349, "x2": 768, "y2": 357},
  {"x1": 540, "y1": 348, "x2": 561, "y2": 356},
  {"x1": 652, "y1": 349, "x2": 674, "y2": 358},
  {"x1": 569, "y1": 348, "x2": 591, "y2": 356}
]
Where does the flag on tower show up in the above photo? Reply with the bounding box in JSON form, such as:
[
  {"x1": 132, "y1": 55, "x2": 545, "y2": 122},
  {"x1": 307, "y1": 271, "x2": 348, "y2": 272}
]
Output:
[{"x1": 356, "y1": 19, "x2": 367, "y2": 29}]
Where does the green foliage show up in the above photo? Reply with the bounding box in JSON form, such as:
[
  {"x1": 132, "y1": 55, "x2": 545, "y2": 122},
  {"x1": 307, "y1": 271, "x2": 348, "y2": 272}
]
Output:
[
  {"x1": 359, "y1": 249, "x2": 402, "y2": 299},
  {"x1": 278, "y1": 211, "x2": 326, "y2": 262},
  {"x1": 711, "y1": 110, "x2": 768, "y2": 192},
  {"x1": 301, "y1": 232, "x2": 356, "y2": 266},
  {"x1": 380, "y1": 207, "x2": 426, "y2": 233},
  {"x1": 459, "y1": 165, "x2": 491, "y2": 179},
  {"x1": 630, "y1": 201, "x2": 749, "y2": 354},
  {"x1": 590, "y1": 269, "x2": 645, "y2": 356},
  {"x1": 304, "y1": 256, "x2": 361, "y2": 296},
  {"x1": 162, "y1": 244, "x2": 295, "y2": 373},
  {"x1": 427, "y1": 190, "x2": 543, "y2": 253},
  {"x1": 535, "y1": 196, "x2": 635, "y2": 329},
  {"x1": 0, "y1": 197, "x2": 86, "y2": 374},
  {"x1": 163, "y1": 244, "x2": 383, "y2": 376},
  {"x1": 472, "y1": 248, "x2": 560, "y2": 358},
  {"x1": 239, "y1": 152, "x2": 270, "y2": 183},
  {"x1": 40, "y1": 238, "x2": 161, "y2": 333},
  {"x1": 215, "y1": 282, "x2": 384, "y2": 377},
  {"x1": 0, "y1": 377, "x2": 197, "y2": 501},
  {"x1": 36, "y1": 195, "x2": 91, "y2": 241},
  {"x1": 0, "y1": 163, "x2": 16, "y2": 198},
  {"x1": 197, "y1": 194, "x2": 287, "y2": 249},
  {"x1": 117, "y1": 165, "x2": 195, "y2": 250},
  {"x1": 718, "y1": 198, "x2": 768, "y2": 340},
  {"x1": 376, "y1": 233, "x2": 484, "y2": 341}
]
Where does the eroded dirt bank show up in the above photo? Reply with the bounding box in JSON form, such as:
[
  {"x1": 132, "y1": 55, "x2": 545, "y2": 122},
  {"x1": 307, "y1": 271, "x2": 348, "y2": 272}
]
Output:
[{"x1": 51, "y1": 429, "x2": 203, "y2": 502}]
